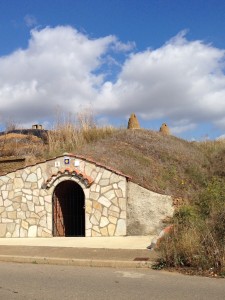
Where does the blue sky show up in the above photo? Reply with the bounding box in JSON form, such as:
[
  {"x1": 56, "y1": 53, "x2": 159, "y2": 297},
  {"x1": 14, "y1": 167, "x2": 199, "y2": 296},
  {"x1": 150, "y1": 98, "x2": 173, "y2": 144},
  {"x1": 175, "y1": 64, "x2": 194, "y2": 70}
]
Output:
[{"x1": 0, "y1": 0, "x2": 225, "y2": 140}]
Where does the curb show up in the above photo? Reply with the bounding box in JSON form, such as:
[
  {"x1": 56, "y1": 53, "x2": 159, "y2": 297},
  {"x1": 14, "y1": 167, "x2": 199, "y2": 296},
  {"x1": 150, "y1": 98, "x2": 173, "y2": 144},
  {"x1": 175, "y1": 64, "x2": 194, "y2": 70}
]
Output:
[{"x1": 0, "y1": 255, "x2": 154, "y2": 268}]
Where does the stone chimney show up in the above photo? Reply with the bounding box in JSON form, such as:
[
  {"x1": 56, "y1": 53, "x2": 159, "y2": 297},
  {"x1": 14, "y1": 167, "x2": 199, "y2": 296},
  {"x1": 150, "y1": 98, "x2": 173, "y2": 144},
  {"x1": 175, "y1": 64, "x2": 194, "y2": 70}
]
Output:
[
  {"x1": 32, "y1": 124, "x2": 43, "y2": 130},
  {"x1": 127, "y1": 113, "x2": 140, "y2": 129},
  {"x1": 159, "y1": 123, "x2": 170, "y2": 135}
]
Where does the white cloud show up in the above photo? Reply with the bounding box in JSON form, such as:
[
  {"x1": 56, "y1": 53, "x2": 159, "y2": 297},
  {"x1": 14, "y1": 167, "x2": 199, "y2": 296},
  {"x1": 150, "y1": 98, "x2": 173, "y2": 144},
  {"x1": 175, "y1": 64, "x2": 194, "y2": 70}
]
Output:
[
  {"x1": 1, "y1": 27, "x2": 225, "y2": 137},
  {"x1": 216, "y1": 134, "x2": 225, "y2": 140},
  {"x1": 0, "y1": 26, "x2": 119, "y2": 125},
  {"x1": 24, "y1": 14, "x2": 37, "y2": 28},
  {"x1": 170, "y1": 122, "x2": 196, "y2": 135},
  {"x1": 96, "y1": 32, "x2": 225, "y2": 134},
  {"x1": 112, "y1": 40, "x2": 136, "y2": 52}
]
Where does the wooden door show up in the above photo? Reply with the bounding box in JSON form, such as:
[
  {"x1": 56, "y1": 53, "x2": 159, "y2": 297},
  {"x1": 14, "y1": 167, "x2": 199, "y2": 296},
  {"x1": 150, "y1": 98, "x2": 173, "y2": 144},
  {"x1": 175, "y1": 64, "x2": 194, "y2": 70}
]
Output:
[
  {"x1": 53, "y1": 180, "x2": 85, "y2": 237},
  {"x1": 53, "y1": 193, "x2": 65, "y2": 236}
]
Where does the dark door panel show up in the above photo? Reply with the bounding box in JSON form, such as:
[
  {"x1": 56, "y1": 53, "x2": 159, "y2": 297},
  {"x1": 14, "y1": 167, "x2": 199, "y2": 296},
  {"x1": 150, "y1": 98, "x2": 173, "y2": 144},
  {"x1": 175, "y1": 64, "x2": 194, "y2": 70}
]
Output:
[{"x1": 53, "y1": 181, "x2": 85, "y2": 237}]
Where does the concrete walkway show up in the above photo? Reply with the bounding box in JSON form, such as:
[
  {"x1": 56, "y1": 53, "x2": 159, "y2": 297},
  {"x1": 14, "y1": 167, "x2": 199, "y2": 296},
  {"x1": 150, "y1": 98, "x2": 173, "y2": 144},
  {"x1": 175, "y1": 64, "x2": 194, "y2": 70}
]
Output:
[
  {"x1": 0, "y1": 236, "x2": 158, "y2": 268},
  {"x1": 0, "y1": 236, "x2": 153, "y2": 249}
]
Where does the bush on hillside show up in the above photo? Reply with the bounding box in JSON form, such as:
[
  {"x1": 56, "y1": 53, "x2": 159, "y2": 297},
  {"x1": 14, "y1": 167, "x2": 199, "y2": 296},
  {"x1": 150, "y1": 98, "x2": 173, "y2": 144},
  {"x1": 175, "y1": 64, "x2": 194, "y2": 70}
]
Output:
[{"x1": 157, "y1": 176, "x2": 225, "y2": 275}]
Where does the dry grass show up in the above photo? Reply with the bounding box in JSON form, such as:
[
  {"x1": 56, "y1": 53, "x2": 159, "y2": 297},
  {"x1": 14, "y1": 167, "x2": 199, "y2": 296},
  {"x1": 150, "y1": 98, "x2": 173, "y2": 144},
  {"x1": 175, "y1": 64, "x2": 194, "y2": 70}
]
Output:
[
  {"x1": 0, "y1": 118, "x2": 224, "y2": 274},
  {"x1": 158, "y1": 214, "x2": 225, "y2": 275},
  {"x1": 197, "y1": 139, "x2": 225, "y2": 177},
  {"x1": 0, "y1": 133, "x2": 39, "y2": 141},
  {"x1": 1, "y1": 124, "x2": 224, "y2": 200},
  {"x1": 156, "y1": 177, "x2": 225, "y2": 275},
  {"x1": 46, "y1": 123, "x2": 115, "y2": 158},
  {"x1": 0, "y1": 133, "x2": 45, "y2": 158},
  {"x1": 45, "y1": 107, "x2": 115, "y2": 157},
  {"x1": 79, "y1": 129, "x2": 212, "y2": 197}
]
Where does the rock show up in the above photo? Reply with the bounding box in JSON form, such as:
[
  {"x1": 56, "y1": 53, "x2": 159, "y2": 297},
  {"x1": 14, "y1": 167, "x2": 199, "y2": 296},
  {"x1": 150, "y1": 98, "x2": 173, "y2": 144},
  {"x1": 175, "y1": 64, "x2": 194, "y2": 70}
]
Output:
[
  {"x1": 0, "y1": 224, "x2": 7, "y2": 237},
  {"x1": 28, "y1": 225, "x2": 37, "y2": 237},
  {"x1": 100, "y1": 216, "x2": 109, "y2": 227},
  {"x1": 115, "y1": 219, "x2": 126, "y2": 236},
  {"x1": 108, "y1": 223, "x2": 116, "y2": 236},
  {"x1": 98, "y1": 196, "x2": 111, "y2": 208}
]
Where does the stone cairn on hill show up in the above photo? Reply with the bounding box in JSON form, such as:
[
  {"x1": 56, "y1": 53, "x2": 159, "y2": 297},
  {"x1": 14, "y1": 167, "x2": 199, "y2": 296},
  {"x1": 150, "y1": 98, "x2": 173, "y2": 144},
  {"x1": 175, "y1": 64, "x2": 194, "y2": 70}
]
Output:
[
  {"x1": 127, "y1": 113, "x2": 140, "y2": 129},
  {"x1": 159, "y1": 123, "x2": 170, "y2": 135}
]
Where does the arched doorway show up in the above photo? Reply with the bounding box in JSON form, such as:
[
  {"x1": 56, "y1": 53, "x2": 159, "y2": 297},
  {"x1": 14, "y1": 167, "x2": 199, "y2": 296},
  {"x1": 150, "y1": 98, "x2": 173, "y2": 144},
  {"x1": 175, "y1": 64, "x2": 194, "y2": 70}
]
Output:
[{"x1": 53, "y1": 180, "x2": 85, "y2": 237}]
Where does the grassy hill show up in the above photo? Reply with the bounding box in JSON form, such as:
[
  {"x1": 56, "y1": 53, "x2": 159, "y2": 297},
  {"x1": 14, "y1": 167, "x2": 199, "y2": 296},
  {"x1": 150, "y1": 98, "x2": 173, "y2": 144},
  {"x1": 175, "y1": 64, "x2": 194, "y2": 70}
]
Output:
[
  {"x1": 79, "y1": 129, "x2": 215, "y2": 198},
  {"x1": 0, "y1": 128, "x2": 224, "y2": 200},
  {"x1": 0, "y1": 126, "x2": 224, "y2": 274}
]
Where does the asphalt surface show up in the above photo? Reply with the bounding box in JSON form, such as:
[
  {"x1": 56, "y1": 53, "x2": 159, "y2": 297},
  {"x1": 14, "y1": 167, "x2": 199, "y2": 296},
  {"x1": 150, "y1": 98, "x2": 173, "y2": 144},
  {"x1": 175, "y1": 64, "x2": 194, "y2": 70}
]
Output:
[{"x1": 0, "y1": 262, "x2": 225, "y2": 300}]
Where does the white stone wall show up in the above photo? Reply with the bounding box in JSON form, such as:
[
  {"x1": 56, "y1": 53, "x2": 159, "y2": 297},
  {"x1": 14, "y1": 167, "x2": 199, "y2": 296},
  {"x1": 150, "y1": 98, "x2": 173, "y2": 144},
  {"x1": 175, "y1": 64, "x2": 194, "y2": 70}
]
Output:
[
  {"x1": 84, "y1": 167, "x2": 127, "y2": 237},
  {"x1": 0, "y1": 155, "x2": 127, "y2": 238},
  {"x1": 0, "y1": 165, "x2": 52, "y2": 238},
  {"x1": 127, "y1": 182, "x2": 174, "y2": 235}
]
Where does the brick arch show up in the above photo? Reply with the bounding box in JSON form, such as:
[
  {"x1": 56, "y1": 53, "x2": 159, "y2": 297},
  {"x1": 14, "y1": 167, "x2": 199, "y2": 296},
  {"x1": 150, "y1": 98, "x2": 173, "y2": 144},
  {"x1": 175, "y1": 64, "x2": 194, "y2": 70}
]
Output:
[{"x1": 43, "y1": 167, "x2": 94, "y2": 189}]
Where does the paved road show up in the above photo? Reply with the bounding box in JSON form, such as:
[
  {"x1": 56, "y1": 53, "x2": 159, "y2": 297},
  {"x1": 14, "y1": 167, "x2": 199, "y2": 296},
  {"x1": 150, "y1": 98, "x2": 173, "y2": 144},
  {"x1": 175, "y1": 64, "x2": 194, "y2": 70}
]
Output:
[{"x1": 0, "y1": 262, "x2": 224, "y2": 300}]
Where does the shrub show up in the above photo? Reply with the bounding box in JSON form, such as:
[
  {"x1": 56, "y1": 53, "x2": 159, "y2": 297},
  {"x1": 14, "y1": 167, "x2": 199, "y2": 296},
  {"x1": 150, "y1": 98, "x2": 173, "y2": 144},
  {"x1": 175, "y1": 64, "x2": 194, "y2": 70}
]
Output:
[
  {"x1": 158, "y1": 177, "x2": 225, "y2": 274},
  {"x1": 196, "y1": 177, "x2": 225, "y2": 218}
]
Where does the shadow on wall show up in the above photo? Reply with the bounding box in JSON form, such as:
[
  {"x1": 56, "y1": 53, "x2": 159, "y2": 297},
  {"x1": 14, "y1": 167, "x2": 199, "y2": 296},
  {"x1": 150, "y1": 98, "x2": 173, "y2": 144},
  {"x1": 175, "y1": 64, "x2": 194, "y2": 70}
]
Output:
[{"x1": 127, "y1": 220, "x2": 147, "y2": 235}]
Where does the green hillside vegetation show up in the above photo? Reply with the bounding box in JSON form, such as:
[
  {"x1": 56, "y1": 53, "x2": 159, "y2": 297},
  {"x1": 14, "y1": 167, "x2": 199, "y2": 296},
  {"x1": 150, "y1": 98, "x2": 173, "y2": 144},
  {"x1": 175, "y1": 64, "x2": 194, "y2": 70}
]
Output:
[{"x1": 0, "y1": 122, "x2": 224, "y2": 275}]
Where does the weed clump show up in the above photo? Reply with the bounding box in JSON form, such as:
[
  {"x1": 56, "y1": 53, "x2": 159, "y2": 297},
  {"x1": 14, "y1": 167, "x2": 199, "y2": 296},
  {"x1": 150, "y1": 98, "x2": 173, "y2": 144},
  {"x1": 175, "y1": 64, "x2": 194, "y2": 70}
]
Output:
[{"x1": 156, "y1": 177, "x2": 225, "y2": 276}]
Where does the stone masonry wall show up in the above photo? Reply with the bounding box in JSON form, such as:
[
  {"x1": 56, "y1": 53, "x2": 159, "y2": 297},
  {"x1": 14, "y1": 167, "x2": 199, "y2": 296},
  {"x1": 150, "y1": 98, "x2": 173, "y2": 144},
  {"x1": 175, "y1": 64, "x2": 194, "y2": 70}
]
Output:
[
  {"x1": 0, "y1": 155, "x2": 127, "y2": 238},
  {"x1": 127, "y1": 182, "x2": 174, "y2": 235}
]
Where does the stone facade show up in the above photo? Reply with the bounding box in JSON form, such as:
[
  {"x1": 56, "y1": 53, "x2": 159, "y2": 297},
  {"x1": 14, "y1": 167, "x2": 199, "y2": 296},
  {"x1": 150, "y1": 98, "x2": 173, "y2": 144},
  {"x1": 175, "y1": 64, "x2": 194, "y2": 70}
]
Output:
[
  {"x1": 0, "y1": 154, "x2": 175, "y2": 238},
  {"x1": 0, "y1": 154, "x2": 127, "y2": 238}
]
